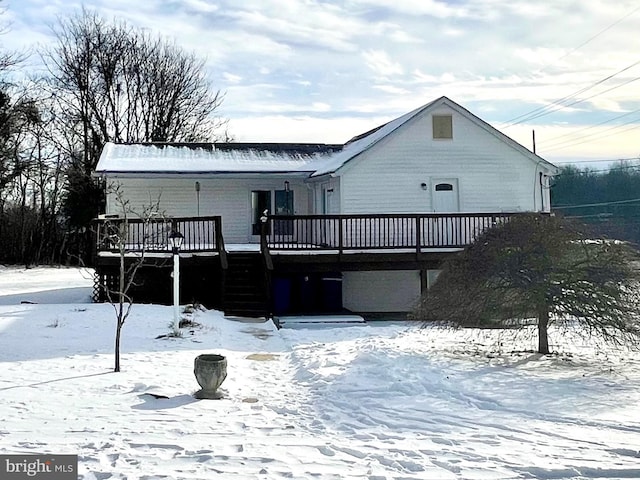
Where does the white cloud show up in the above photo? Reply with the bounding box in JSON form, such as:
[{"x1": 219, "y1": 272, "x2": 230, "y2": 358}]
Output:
[
  {"x1": 311, "y1": 102, "x2": 331, "y2": 112},
  {"x1": 373, "y1": 85, "x2": 410, "y2": 95},
  {"x1": 230, "y1": 115, "x2": 392, "y2": 143},
  {"x1": 183, "y1": 0, "x2": 219, "y2": 13},
  {"x1": 222, "y1": 72, "x2": 243, "y2": 84},
  {"x1": 2, "y1": 0, "x2": 640, "y2": 162},
  {"x1": 221, "y1": 4, "x2": 362, "y2": 53},
  {"x1": 352, "y1": 0, "x2": 470, "y2": 19},
  {"x1": 507, "y1": 123, "x2": 640, "y2": 164},
  {"x1": 363, "y1": 49, "x2": 404, "y2": 77}
]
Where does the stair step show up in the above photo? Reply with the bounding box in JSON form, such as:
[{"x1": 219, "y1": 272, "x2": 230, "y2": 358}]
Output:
[
  {"x1": 223, "y1": 252, "x2": 268, "y2": 318},
  {"x1": 224, "y1": 293, "x2": 265, "y2": 300},
  {"x1": 224, "y1": 311, "x2": 266, "y2": 318},
  {"x1": 224, "y1": 303, "x2": 267, "y2": 311},
  {"x1": 225, "y1": 276, "x2": 264, "y2": 283},
  {"x1": 225, "y1": 284, "x2": 264, "y2": 291}
]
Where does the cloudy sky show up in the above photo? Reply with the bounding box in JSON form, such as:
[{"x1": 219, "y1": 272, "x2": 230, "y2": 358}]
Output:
[{"x1": 2, "y1": 0, "x2": 639, "y2": 165}]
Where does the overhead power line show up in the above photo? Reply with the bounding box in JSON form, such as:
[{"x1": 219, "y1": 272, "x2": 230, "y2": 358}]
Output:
[
  {"x1": 500, "y1": 5, "x2": 640, "y2": 129},
  {"x1": 538, "y1": 74, "x2": 640, "y2": 122},
  {"x1": 555, "y1": 163, "x2": 640, "y2": 175},
  {"x1": 502, "y1": 59, "x2": 640, "y2": 128},
  {"x1": 554, "y1": 197, "x2": 640, "y2": 209},
  {"x1": 548, "y1": 4, "x2": 640, "y2": 67},
  {"x1": 539, "y1": 107, "x2": 640, "y2": 146},
  {"x1": 553, "y1": 157, "x2": 640, "y2": 164},
  {"x1": 543, "y1": 122, "x2": 640, "y2": 153}
]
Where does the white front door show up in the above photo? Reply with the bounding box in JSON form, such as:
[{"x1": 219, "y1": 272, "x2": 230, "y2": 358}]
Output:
[
  {"x1": 432, "y1": 179, "x2": 459, "y2": 212},
  {"x1": 431, "y1": 179, "x2": 459, "y2": 246}
]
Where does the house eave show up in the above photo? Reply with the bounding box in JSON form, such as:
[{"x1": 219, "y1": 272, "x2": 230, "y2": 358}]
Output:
[{"x1": 93, "y1": 170, "x2": 315, "y2": 179}]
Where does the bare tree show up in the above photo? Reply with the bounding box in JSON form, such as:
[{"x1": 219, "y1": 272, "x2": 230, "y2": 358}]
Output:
[
  {"x1": 411, "y1": 214, "x2": 640, "y2": 354},
  {"x1": 0, "y1": 83, "x2": 78, "y2": 265},
  {"x1": 43, "y1": 9, "x2": 225, "y2": 163},
  {"x1": 41, "y1": 9, "x2": 225, "y2": 263},
  {"x1": 0, "y1": 0, "x2": 21, "y2": 71},
  {"x1": 98, "y1": 184, "x2": 164, "y2": 372}
]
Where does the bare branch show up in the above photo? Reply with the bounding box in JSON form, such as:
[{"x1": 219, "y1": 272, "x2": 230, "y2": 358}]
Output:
[
  {"x1": 98, "y1": 181, "x2": 165, "y2": 372},
  {"x1": 412, "y1": 214, "x2": 640, "y2": 354}
]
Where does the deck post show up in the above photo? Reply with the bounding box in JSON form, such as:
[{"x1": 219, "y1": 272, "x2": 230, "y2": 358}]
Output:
[
  {"x1": 415, "y1": 215, "x2": 421, "y2": 259},
  {"x1": 338, "y1": 218, "x2": 344, "y2": 258},
  {"x1": 260, "y1": 211, "x2": 273, "y2": 270},
  {"x1": 215, "y1": 217, "x2": 228, "y2": 270}
]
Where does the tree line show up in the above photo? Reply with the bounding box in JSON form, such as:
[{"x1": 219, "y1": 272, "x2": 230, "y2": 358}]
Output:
[
  {"x1": 551, "y1": 162, "x2": 640, "y2": 244},
  {"x1": 0, "y1": 6, "x2": 225, "y2": 266}
]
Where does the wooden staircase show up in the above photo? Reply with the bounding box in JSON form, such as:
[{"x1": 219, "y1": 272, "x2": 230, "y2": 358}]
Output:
[{"x1": 223, "y1": 252, "x2": 269, "y2": 318}]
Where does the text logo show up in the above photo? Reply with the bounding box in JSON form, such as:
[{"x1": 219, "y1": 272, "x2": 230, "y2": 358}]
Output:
[{"x1": 1, "y1": 455, "x2": 77, "y2": 479}]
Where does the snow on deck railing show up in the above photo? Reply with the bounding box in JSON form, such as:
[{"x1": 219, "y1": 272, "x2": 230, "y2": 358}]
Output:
[
  {"x1": 263, "y1": 213, "x2": 531, "y2": 251},
  {"x1": 94, "y1": 212, "x2": 536, "y2": 256},
  {"x1": 94, "y1": 216, "x2": 224, "y2": 254}
]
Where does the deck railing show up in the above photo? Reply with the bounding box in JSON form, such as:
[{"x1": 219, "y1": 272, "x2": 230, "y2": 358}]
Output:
[
  {"x1": 94, "y1": 215, "x2": 224, "y2": 254},
  {"x1": 94, "y1": 212, "x2": 531, "y2": 256},
  {"x1": 263, "y1": 213, "x2": 525, "y2": 252}
]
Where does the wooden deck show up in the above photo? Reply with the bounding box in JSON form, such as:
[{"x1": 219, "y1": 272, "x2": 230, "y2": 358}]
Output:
[
  {"x1": 262, "y1": 213, "x2": 518, "y2": 253},
  {"x1": 91, "y1": 212, "x2": 529, "y2": 314},
  {"x1": 94, "y1": 212, "x2": 524, "y2": 259},
  {"x1": 94, "y1": 215, "x2": 225, "y2": 254}
]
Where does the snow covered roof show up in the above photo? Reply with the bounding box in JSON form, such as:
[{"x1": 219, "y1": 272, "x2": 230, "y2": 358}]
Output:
[
  {"x1": 94, "y1": 142, "x2": 334, "y2": 175},
  {"x1": 94, "y1": 97, "x2": 557, "y2": 178}
]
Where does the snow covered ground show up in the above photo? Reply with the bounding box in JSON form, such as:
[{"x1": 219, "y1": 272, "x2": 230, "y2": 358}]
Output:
[{"x1": 1, "y1": 266, "x2": 640, "y2": 479}]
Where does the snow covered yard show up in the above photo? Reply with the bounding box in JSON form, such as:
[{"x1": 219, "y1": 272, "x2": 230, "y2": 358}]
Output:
[{"x1": 1, "y1": 267, "x2": 640, "y2": 479}]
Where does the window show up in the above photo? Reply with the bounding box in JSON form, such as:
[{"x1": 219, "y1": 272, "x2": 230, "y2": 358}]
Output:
[
  {"x1": 432, "y1": 115, "x2": 453, "y2": 139},
  {"x1": 251, "y1": 190, "x2": 271, "y2": 235},
  {"x1": 275, "y1": 190, "x2": 293, "y2": 215},
  {"x1": 435, "y1": 183, "x2": 454, "y2": 191},
  {"x1": 274, "y1": 189, "x2": 294, "y2": 235}
]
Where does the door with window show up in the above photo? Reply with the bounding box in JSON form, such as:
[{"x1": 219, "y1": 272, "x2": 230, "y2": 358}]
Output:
[
  {"x1": 433, "y1": 180, "x2": 459, "y2": 212},
  {"x1": 251, "y1": 189, "x2": 294, "y2": 238},
  {"x1": 432, "y1": 179, "x2": 460, "y2": 246},
  {"x1": 319, "y1": 185, "x2": 332, "y2": 246},
  {"x1": 251, "y1": 190, "x2": 271, "y2": 236}
]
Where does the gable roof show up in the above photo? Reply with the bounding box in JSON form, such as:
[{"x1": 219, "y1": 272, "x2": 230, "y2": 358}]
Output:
[
  {"x1": 94, "y1": 97, "x2": 557, "y2": 178},
  {"x1": 310, "y1": 96, "x2": 557, "y2": 177}
]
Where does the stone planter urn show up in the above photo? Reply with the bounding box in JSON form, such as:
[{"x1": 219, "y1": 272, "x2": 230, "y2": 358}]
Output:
[{"x1": 194, "y1": 354, "x2": 227, "y2": 399}]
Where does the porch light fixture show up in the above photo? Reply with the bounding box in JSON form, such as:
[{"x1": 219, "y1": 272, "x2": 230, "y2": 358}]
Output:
[
  {"x1": 195, "y1": 181, "x2": 201, "y2": 216},
  {"x1": 169, "y1": 230, "x2": 184, "y2": 335},
  {"x1": 421, "y1": 182, "x2": 428, "y2": 190},
  {"x1": 169, "y1": 230, "x2": 184, "y2": 254},
  {"x1": 284, "y1": 180, "x2": 290, "y2": 192}
]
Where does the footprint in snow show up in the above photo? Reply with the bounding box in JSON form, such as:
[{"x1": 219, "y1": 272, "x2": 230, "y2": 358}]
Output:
[{"x1": 317, "y1": 445, "x2": 335, "y2": 456}]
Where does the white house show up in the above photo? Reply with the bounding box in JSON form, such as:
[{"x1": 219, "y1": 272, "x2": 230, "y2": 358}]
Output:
[{"x1": 93, "y1": 96, "x2": 558, "y2": 316}]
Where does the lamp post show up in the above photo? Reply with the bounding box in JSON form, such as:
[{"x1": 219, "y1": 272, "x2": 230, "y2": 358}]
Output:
[{"x1": 169, "y1": 230, "x2": 184, "y2": 336}]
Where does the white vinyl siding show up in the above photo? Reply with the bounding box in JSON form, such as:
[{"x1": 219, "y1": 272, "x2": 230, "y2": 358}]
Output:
[
  {"x1": 339, "y1": 106, "x2": 547, "y2": 214},
  {"x1": 105, "y1": 177, "x2": 310, "y2": 243},
  {"x1": 310, "y1": 177, "x2": 341, "y2": 214},
  {"x1": 342, "y1": 270, "x2": 421, "y2": 312}
]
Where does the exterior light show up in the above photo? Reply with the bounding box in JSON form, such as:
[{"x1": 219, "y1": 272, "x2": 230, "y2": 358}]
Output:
[
  {"x1": 169, "y1": 230, "x2": 184, "y2": 335},
  {"x1": 169, "y1": 231, "x2": 184, "y2": 253},
  {"x1": 284, "y1": 180, "x2": 290, "y2": 192}
]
